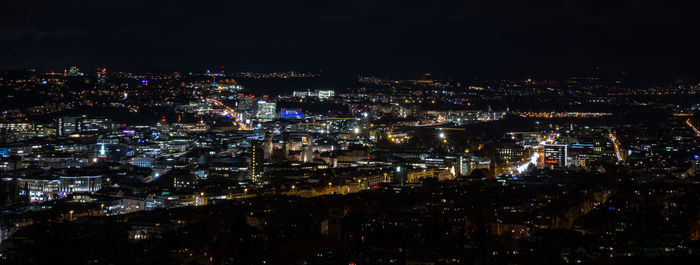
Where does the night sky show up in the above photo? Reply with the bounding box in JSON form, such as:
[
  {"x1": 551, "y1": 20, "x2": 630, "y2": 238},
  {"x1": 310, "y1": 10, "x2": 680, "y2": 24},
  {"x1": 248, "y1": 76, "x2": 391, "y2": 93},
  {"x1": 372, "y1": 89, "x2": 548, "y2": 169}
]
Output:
[{"x1": 2, "y1": 0, "x2": 699, "y2": 78}]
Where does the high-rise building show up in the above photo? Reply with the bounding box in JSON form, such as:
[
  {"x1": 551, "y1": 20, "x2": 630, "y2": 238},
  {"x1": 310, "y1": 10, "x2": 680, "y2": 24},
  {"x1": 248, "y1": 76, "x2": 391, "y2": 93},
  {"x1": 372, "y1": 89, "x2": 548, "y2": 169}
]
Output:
[
  {"x1": 96, "y1": 67, "x2": 107, "y2": 86},
  {"x1": 251, "y1": 141, "x2": 265, "y2": 183},
  {"x1": 256, "y1": 101, "x2": 277, "y2": 120},
  {"x1": 543, "y1": 144, "x2": 568, "y2": 167},
  {"x1": 237, "y1": 96, "x2": 257, "y2": 112}
]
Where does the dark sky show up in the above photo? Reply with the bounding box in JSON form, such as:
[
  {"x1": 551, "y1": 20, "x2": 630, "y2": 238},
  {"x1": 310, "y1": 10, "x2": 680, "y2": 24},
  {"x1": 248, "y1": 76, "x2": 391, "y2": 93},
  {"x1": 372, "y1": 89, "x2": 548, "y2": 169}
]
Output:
[{"x1": 2, "y1": 0, "x2": 699, "y2": 78}]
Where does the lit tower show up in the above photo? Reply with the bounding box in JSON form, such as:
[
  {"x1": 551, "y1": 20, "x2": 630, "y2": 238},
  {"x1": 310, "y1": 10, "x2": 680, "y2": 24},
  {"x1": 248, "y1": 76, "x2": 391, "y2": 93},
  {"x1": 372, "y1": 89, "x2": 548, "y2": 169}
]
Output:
[
  {"x1": 251, "y1": 141, "x2": 265, "y2": 183},
  {"x1": 97, "y1": 67, "x2": 107, "y2": 86}
]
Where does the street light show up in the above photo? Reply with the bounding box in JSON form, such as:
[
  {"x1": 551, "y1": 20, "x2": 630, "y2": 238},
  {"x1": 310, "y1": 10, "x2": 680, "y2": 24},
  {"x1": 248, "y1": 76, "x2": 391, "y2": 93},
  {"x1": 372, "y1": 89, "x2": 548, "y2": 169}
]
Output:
[{"x1": 439, "y1": 132, "x2": 445, "y2": 139}]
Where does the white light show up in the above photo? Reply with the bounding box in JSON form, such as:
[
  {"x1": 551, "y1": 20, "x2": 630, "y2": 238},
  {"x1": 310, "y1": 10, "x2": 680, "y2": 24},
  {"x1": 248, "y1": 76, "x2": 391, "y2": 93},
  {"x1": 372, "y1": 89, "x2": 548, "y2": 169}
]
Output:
[
  {"x1": 363, "y1": 112, "x2": 368, "y2": 118},
  {"x1": 439, "y1": 133, "x2": 445, "y2": 139},
  {"x1": 515, "y1": 152, "x2": 540, "y2": 173},
  {"x1": 353, "y1": 127, "x2": 360, "y2": 134}
]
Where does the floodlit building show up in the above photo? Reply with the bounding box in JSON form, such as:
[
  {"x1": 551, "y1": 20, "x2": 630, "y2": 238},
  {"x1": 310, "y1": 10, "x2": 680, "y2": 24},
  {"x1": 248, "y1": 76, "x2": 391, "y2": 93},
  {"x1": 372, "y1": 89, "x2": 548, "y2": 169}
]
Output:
[
  {"x1": 280, "y1": 109, "x2": 302, "y2": 119},
  {"x1": 316, "y1": 90, "x2": 335, "y2": 100},
  {"x1": 256, "y1": 101, "x2": 277, "y2": 121}
]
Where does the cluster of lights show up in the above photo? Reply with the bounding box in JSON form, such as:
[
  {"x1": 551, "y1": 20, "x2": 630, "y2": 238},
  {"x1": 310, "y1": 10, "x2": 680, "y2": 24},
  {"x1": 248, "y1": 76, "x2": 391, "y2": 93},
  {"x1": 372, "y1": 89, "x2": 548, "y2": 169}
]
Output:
[
  {"x1": 386, "y1": 132, "x2": 410, "y2": 144},
  {"x1": 609, "y1": 132, "x2": 624, "y2": 162},
  {"x1": 514, "y1": 152, "x2": 540, "y2": 173},
  {"x1": 236, "y1": 72, "x2": 319, "y2": 79},
  {"x1": 515, "y1": 112, "x2": 611, "y2": 118}
]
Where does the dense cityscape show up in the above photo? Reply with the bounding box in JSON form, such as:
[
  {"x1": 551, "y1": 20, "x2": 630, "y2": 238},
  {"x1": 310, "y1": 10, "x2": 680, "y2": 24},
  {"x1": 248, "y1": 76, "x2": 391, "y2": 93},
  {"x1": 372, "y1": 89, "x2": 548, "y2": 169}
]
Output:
[
  {"x1": 3, "y1": 1, "x2": 700, "y2": 264},
  {"x1": 0, "y1": 67, "x2": 698, "y2": 264}
]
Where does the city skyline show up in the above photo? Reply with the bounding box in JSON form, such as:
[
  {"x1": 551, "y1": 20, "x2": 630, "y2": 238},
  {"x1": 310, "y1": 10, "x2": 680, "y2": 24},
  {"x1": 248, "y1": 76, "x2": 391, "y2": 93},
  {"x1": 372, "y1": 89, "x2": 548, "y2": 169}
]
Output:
[{"x1": 1, "y1": 1, "x2": 700, "y2": 264}]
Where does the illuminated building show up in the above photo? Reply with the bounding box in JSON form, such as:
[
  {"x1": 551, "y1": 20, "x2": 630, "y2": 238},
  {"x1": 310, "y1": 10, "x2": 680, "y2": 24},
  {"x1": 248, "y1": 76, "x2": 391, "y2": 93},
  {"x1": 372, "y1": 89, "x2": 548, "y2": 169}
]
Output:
[
  {"x1": 174, "y1": 122, "x2": 209, "y2": 133},
  {"x1": 544, "y1": 144, "x2": 567, "y2": 167},
  {"x1": 6, "y1": 177, "x2": 61, "y2": 202},
  {"x1": 458, "y1": 155, "x2": 491, "y2": 176},
  {"x1": 58, "y1": 116, "x2": 112, "y2": 136},
  {"x1": 96, "y1": 67, "x2": 107, "y2": 86},
  {"x1": 131, "y1": 158, "x2": 153, "y2": 168},
  {"x1": 495, "y1": 141, "x2": 524, "y2": 163},
  {"x1": 251, "y1": 141, "x2": 265, "y2": 183},
  {"x1": 256, "y1": 101, "x2": 277, "y2": 121},
  {"x1": 280, "y1": 109, "x2": 302, "y2": 119},
  {"x1": 406, "y1": 169, "x2": 454, "y2": 183},
  {"x1": 98, "y1": 143, "x2": 107, "y2": 158},
  {"x1": 568, "y1": 142, "x2": 600, "y2": 167},
  {"x1": 58, "y1": 116, "x2": 82, "y2": 136},
  {"x1": 59, "y1": 174, "x2": 103, "y2": 193},
  {"x1": 291, "y1": 90, "x2": 334, "y2": 99},
  {"x1": 316, "y1": 90, "x2": 335, "y2": 100},
  {"x1": 237, "y1": 96, "x2": 257, "y2": 111},
  {"x1": 292, "y1": 91, "x2": 311, "y2": 98},
  {"x1": 80, "y1": 118, "x2": 113, "y2": 133}
]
